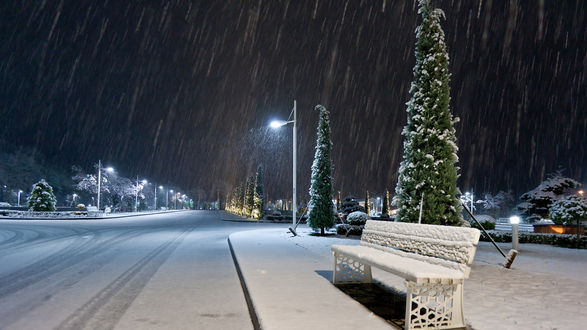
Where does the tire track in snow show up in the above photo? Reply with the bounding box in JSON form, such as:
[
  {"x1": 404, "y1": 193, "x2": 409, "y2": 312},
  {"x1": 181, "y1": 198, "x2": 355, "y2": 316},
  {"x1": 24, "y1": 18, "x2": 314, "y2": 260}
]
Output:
[
  {"x1": 0, "y1": 229, "x2": 148, "y2": 299},
  {"x1": 57, "y1": 226, "x2": 194, "y2": 330}
]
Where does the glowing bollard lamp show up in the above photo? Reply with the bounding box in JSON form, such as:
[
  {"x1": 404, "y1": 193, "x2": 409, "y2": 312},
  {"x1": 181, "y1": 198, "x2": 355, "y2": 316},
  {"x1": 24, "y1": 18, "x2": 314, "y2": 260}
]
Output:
[{"x1": 510, "y1": 215, "x2": 520, "y2": 251}]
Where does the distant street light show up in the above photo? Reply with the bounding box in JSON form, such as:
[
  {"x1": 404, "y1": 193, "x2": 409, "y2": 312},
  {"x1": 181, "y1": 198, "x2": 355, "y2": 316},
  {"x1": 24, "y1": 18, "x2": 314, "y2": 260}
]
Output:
[
  {"x1": 168, "y1": 189, "x2": 173, "y2": 209},
  {"x1": 135, "y1": 178, "x2": 148, "y2": 212},
  {"x1": 97, "y1": 160, "x2": 114, "y2": 210},
  {"x1": 175, "y1": 192, "x2": 181, "y2": 209},
  {"x1": 72, "y1": 193, "x2": 78, "y2": 206},
  {"x1": 376, "y1": 196, "x2": 381, "y2": 214},
  {"x1": 269, "y1": 100, "x2": 297, "y2": 227},
  {"x1": 156, "y1": 185, "x2": 163, "y2": 210},
  {"x1": 579, "y1": 190, "x2": 585, "y2": 197},
  {"x1": 17, "y1": 190, "x2": 23, "y2": 207}
]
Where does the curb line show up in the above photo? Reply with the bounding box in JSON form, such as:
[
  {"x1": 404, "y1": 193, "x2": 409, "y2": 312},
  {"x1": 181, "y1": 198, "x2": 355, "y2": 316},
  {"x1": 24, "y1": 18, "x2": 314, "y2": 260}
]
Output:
[
  {"x1": 227, "y1": 236, "x2": 261, "y2": 330},
  {"x1": 0, "y1": 210, "x2": 186, "y2": 221}
]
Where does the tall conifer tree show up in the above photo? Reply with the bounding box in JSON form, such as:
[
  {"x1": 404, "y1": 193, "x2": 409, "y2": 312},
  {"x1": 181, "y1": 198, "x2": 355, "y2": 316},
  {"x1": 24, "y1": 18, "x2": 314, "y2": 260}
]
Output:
[
  {"x1": 365, "y1": 191, "x2": 370, "y2": 215},
  {"x1": 394, "y1": 0, "x2": 461, "y2": 226},
  {"x1": 308, "y1": 105, "x2": 334, "y2": 235},
  {"x1": 382, "y1": 189, "x2": 390, "y2": 218},
  {"x1": 252, "y1": 165, "x2": 264, "y2": 220}
]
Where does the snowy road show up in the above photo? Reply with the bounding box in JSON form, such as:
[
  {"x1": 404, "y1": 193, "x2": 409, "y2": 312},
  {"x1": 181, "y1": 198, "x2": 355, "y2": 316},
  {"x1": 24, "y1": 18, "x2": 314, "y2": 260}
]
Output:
[{"x1": 0, "y1": 211, "x2": 274, "y2": 330}]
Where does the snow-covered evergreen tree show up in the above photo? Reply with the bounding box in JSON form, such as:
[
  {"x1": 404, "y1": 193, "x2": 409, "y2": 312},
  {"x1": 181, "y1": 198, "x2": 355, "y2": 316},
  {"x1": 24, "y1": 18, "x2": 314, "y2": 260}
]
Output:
[
  {"x1": 393, "y1": 0, "x2": 461, "y2": 226},
  {"x1": 27, "y1": 179, "x2": 56, "y2": 211},
  {"x1": 518, "y1": 172, "x2": 581, "y2": 222},
  {"x1": 382, "y1": 189, "x2": 391, "y2": 218},
  {"x1": 252, "y1": 165, "x2": 264, "y2": 220},
  {"x1": 237, "y1": 184, "x2": 245, "y2": 215},
  {"x1": 364, "y1": 191, "x2": 370, "y2": 216},
  {"x1": 549, "y1": 194, "x2": 587, "y2": 225},
  {"x1": 308, "y1": 105, "x2": 334, "y2": 235},
  {"x1": 244, "y1": 175, "x2": 255, "y2": 217}
]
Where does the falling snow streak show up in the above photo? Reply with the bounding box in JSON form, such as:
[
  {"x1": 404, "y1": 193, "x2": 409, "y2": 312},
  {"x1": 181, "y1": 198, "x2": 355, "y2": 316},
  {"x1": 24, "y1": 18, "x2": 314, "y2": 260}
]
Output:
[{"x1": 0, "y1": 0, "x2": 584, "y2": 201}]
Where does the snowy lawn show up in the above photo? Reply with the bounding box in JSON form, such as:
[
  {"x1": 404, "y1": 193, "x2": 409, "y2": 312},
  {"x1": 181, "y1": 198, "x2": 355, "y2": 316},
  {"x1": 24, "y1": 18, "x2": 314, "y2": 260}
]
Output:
[{"x1": 285, "y1": 227, "x2": 587, "y2": 330}]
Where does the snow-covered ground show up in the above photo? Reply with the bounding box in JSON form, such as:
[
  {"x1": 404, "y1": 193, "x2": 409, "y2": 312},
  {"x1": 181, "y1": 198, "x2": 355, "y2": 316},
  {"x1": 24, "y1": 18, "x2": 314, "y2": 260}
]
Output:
[{"x1": 285, "y1": 227, "x2": 587, "y2": 330}]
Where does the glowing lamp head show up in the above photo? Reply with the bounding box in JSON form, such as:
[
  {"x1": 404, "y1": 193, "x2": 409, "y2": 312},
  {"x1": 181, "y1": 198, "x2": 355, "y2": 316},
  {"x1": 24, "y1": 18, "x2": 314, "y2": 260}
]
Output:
[
  {"x1": 159, "y1": 186, "x2": 164, "y2": 190},
  {"x1": 105, "y1": 167, "x2": 114, "y2": 173},
  {"x1": 141, "y1": 179, "x2": 148, "y2": 184},
  {"x1": 509, "y1": 216, "x2": 520, "y2": 225},
  {"x1": 270, "y1": 120, "x2": 287, "y2": 129},
  {"x1": 579, "y1": 190, "x2": 584, "y2": 196}
]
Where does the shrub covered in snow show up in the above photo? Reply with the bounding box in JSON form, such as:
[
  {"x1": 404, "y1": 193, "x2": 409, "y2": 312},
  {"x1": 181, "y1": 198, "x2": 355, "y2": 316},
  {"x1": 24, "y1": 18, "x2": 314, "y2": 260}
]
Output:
[
  {"x1": 336, "y1": 224, "x2": 364, "y2": 237},
  {"x1": 347, "y1": 211, "x2": 369, "y2": 226},
  {"x1": 340, "y1": 196, "x2": 363, "y2": 216},
  {"x1": 481, "y1": 231, "x2": 586, "y2": 249},
  {"x1": 518, "y1": 173, "x2": 581, "y2": 222},
  {"x1": 27, "y1": 179, "x2": 56, "y2": 211},
  {"x1": 549, "y1": 195, "x2": 587, "y2": 225}
]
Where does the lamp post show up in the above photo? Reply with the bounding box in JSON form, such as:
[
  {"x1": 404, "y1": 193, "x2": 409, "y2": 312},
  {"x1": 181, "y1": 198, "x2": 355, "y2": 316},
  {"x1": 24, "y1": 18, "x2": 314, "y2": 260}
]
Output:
[
  {"x1": 175, "y1": 192, "x2": 180, "y2": 209},
  {"x1": 157, "y1": 186, "x2": 163, "y2": 210},
  {"x1": 168, "y1": 189, "x2": 173, "y2": 209},
  {"x1": 510, "y1": 215, "x2": 520, "y2": 251},
  {"x1": 17, "y1": 190, "x2": 23, "y2": 207},
  {"x1": 96, "y1": 160, "x2": 114, "y2": 211},
  {"x1": 135, "y1": 178, "x2": 147, "y2": 212},
  {"x1": 269, "y1": 100, "x2": 297, "y2": 227},
  {"x1": 72, "y1": 193, "x2": 78, "y2": 206}
]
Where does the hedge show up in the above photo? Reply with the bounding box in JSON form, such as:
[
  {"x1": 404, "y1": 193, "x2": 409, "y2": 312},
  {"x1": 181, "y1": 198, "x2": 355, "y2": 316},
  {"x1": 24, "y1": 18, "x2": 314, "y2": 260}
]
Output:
[{"x1": 481, "y1": 231, "x2": 586, "y2": 249}]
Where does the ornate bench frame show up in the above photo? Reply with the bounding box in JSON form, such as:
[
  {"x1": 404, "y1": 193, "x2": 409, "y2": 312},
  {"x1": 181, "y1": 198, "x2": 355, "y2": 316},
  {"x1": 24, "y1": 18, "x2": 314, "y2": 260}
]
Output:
[{"x1": 332, "y1": 220, "x2": 480, "y2": 330}]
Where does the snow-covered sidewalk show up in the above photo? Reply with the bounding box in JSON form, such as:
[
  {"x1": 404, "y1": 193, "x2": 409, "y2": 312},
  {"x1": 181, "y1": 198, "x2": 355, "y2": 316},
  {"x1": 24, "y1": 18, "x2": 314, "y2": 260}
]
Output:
[{"x1": 229, "y1": 226, "x2": 587, "y2": 330}]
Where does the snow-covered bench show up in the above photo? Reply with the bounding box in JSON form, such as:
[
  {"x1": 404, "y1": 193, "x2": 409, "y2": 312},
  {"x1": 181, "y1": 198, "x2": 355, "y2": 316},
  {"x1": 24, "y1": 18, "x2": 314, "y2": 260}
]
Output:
[{"x1": 331, "y1": 220, "x2": 480, "y2": 330}]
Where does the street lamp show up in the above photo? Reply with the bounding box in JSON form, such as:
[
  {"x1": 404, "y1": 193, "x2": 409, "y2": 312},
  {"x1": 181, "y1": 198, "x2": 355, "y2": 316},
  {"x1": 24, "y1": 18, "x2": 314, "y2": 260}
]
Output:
[
  {"x1": 157, "y1": 186, "x2": 163, "y2": 210},
  {"x1": 376, "y1": 196, "x2": 381, "y2": 215},
  {"x1": 17, "y1": 190, "x2": 23, "y2": 207},
  {"x1": 269, "y1": 100, "x2": 297, "y2": 227},
  {"x1": 175, "y1": 192, "x2": 181, "y2": 209},
  {"x1": 135, "y1": 178, "x2": 147, "y2": 212},
  {"x1": 72, "y1": 193, "x2": 78, "y2": 206},
  {"x1": 97, "y1": 160, "x2": 114, "y2": 210},
  {"x1": 168, "y1": 189, "x2": 173, "y2": 209}
]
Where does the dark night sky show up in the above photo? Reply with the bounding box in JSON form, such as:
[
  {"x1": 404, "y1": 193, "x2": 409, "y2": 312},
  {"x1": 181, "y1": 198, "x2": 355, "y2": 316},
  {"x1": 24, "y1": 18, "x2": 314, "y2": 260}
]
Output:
[{"x1": 0, "y1": 0, "x2": 585, "y2": 201}]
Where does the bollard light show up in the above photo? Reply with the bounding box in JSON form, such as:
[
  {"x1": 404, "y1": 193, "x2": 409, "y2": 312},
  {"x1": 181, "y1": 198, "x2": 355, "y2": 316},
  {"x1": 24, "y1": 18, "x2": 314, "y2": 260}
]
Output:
[{"x1": 509, "y1": 216, "x2": 520, "y2": 251}]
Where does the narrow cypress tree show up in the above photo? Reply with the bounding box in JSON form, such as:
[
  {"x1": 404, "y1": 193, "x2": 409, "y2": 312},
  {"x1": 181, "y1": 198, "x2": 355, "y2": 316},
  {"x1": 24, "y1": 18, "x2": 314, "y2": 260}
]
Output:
[
  {"x1": 394, "y1": 0, "x2": 462, "y2": 226},
  {"x1": 308, "y1": 105, "x2": 334, "y2": 235},
  {"x1": 237, "y1": 184, "x2": 245, "y2": 215},
  {"x1": 382, "y1": 189, "x2": 391, "y2": 218},
  {"x1": 365, "y1": 191, "x2": 370, "y2": 215},
  {"x1": 245, "y1": 175, "x2": 255, "y2": 217},
  {"x1": 27, "y1": 179, "x2": 57, "y2": 211},
  {"x1": 252, "y1": 165, "x2": 264, "y2": 220}
]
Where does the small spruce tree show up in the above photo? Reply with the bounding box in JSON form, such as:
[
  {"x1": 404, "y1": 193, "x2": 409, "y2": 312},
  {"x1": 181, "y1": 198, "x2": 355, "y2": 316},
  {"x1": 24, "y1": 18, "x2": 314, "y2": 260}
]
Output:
[
  {"x1": 27, "y1": 179, "x2": 57, "y2": 211},
  {"x1": 252, "y1": 165, "x2": 264, "y2": 220},
  {"x1": 394, "y1": 0, "x2": 461, "y2": 226},
  {"x1": 365, "y1": 191, "x2": 370, "y2": 216},
  {"x1": 382, "y1": 189, "x2": 391, "y2": 218},
  {"x1": 308, "y1": 105, "x2": 334, "y2": 235}
]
